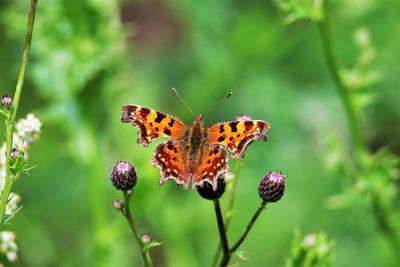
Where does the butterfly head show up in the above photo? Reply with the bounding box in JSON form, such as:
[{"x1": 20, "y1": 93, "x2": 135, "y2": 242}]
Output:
[{"x1": 195, "y1": 114, "x2": 203, "y2": 123}]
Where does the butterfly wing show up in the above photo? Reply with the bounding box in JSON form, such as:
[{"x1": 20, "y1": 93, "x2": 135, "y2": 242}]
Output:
[
  {"x1": 121, "y1": 105, "x2": 187, "y2": 146},
  {"x1": 152, "y1": 140, "x2": 191, "y2": 189},
  {"x1": 207, "y1": 120, "x2": 270, "y2": 158},
  {"x1": 192, "y1": 144, "x2": 229, "y2": 190}
]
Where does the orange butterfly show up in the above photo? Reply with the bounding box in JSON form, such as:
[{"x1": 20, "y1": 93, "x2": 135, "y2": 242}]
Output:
[{"x1": 121, "y1": 105, "x2": 270, "y2": 190}]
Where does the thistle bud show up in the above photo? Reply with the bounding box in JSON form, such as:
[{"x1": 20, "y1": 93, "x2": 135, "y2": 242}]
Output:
[
  {"x1": 197, "y1": 177, "x2": 226, "y2": 200},
  {"x1": 10, "y1": 148, "x2": 19, "y2": 159},
  {"x1": 111, "y1": 161, "x2": 137, "y2": 191},
  {"x1": 258, "y1": 171, "x2": 285, "y2": 202},
  {"x1": 2, "y1": 95, "x2": 12, "y2": 109}
]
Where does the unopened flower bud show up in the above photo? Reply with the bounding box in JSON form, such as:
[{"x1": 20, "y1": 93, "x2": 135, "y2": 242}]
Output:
[
  {"x1": 2, "y1": 95, "x2": 12, "y2": 109},
  {"x1": 141, "y1": 234, "x2": 151, "y2": 243},
  {"x1": 113, "y1": 199, "x2": 124, "y2": 210},
  {"x1": 111, "y1": 161, "x2": 137, "y2": 191},
  {"x1": 197, "y1": 176, "x2": 226, "y2": 200},
  {"x1": 258, "y1": 171, "x2": 285, "y2": 202},
  {"x1": 10, "y1": 148, "x2": 19, "y2": 159}
]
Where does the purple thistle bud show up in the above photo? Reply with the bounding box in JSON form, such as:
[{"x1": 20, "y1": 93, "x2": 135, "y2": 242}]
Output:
[
  {"x1": 236, "y1": 114, "x2": 252, "y2": 121},
  {"x1": 258, "y1": 171, "x2": 285, "y2": 202},
  {"x1": 10, "y1": 148, "x2": 19, "y2": 159},
  {"x1": 2, "y1": 95, "x2": 12, "y2": 109},
  {"x1": 111, "y1": 161, "x2": 137, "y2": 191},
  {"x1": 197, "y1": 176, "x2": 226, "y2": 200},
  {"x1": 113, "y1": 199, "x2": 124, "y2": 210}
]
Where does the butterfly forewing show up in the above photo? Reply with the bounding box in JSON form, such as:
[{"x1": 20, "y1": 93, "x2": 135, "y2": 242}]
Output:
[
  {"x1": 121, "y1": 105, "x2": 187, "y2": 146},
  {"x1": 207, "y1": 120, "x2": 270, "y2": 158}
]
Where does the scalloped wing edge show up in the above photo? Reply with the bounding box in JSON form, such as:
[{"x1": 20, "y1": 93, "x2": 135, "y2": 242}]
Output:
[{"x1": 232, "y1": 120, "x2": 270, "y2": 159}]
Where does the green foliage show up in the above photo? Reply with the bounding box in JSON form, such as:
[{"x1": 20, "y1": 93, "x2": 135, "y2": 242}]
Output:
[
  {"x1": 285, "y1": 231, "x2": 334, "y2": 267},
  {"x1": 276, "y1": 0, "x2": 325, "y2": 23}
]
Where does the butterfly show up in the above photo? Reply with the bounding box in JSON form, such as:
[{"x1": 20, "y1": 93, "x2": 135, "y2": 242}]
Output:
[{"x1": 121, "y1": 105, "x2": 270, "y2": 190}]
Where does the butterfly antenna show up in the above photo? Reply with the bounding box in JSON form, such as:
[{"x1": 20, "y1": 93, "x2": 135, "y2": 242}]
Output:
[
  {"x1": 172, "y1": 88, "x2": 195, "y2": 117},
  {"x1": 205, "y1": 91, "x2": 233, "y2": 116}
]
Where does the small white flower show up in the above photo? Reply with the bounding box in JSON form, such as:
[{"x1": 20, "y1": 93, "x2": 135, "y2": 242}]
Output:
[
  {"x1": 0, "y1": 231, "x2": 18, "y2": 262},
  {"x1": 15, "y1": 114, "x2": 42, "y2": 144},
  {"x1": 0, "y1": 144, "x2": 5, "y2": 166},
  {"x1": 225, "y1": 171, "x2": 235, "y2": 180},
  {"x1": 6, "y1": 251, "x2": 17, "y2": 262},
  {"x1": 303, "y1": 234, "x2": 316, "y2": 247},
  {"x1": 0, "y1": 232, "x2": 14, "y2": 243},
  {"x1": 5, "y1": 193, "x2": 20, "y2": 215}
]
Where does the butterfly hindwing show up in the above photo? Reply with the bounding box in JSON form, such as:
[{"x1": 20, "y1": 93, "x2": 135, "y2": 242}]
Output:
[
  {"x1": 152, "y1": 140, "x2": 191, "y2": 189},
  {"x1": 207, "y1": 120, "x2": 270, "y2": 158},
  {"x1": 192, "y1": 144, "x2": 229, "y2": 190},
  {"x1": 121, "y1": 105, "x2": 187, "y2": 146}
]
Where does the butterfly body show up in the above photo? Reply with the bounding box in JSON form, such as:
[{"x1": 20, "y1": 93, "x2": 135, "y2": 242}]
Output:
[{"x1": 121, "y1": 105, "x2": 270, "y2": 190}]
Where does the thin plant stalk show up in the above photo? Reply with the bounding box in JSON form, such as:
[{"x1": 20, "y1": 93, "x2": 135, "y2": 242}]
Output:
[
  {"x1": 317, "y1": 0, "x2": 364, "y2": 154},
  {"x1": 211, "y1": 158, "x2": 243, "y2": 267},
  {"x1": 229, "y1": 200, "x2": 267, "y2": 252},
  {"x1": 317, "y1": 0, "x2": 400, "y2": 258},
  {"x1": 122, "y1": 191, "x2": 154, "y2": 267},
  {"x1": 225, "y1": 158, "x2": 243, "y2": 229},
  {"x1": 213, "y1": 199, "x2": 229, "y2": 257},
  {"x1": 0, "y1": 0, "x2": 38, "y2": 225},
  {"x1": 218, "y1": 200, "x2": 267, "y2": 267}
]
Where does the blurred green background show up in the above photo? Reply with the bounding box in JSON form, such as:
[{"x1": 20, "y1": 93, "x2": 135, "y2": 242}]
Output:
[{"x1": 0, "y1": 0, "x2": 399, "y2": 266}]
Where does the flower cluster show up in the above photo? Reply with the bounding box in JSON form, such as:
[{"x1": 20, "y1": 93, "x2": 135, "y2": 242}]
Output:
[
  {"x1": 0, "y1": 113, "x2": 42, "y2": 188},
  {"x1": 0, "y1": 231, "x2": 18, "y2": 263},
  {"x1": 0, "y1": 114, "x2": 41, "y2": 263}
]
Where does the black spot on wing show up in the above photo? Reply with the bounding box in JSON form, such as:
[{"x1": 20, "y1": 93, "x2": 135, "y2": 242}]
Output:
[
  {"x1": 219, "y1": 125, "x2": 225, "y2": 133},
  {"x1": 155, "y1": 112, "x2": 166, "y2": 123},
  {"x1": 167, "y1": 144, "x2": 173, "y2": 150},
  {"x1": 218, "y1": 136, "x2": 225, "y2": 142},
  {"x1": 168, "y1": 119, "x2": 175, "y2": 127},
  {"x1": 229, "y1": 121, "x2": 238, "y2": 132},
  {"x1": 141, "y1": 108, "x2": 151, "y2": 116},
  {"x1": 164, "y1": 129, "x2": 172, "y2": 135}
]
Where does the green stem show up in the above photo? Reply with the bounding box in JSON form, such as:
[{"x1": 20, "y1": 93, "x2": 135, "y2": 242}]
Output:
[
  {"x1": 317, "y1": 0, "x2": 400, "y2": 260},
  {"x1": 230, "y1": 200, "x2": 267, "y2": 253},
  {"x1": 317, "y1": 0, "x2": 364, "y2": 153},
  {"x1": 123, "y1": 191, "x2": 154, "y2": 267},
  {"x1": 225, "y1": 158, "x2": 243, "y2": 229},
  {"x1": 370, "y1": 193, "x2": 400, "y2": 259},
  {"x1": 211, "y1": 158, "x2": 243, "y2": 267},
  {"x1": 219, "y1": 200, "x2": 268, "y2": 267},
  {"x1": 213, "y1": 199, "x2": 230, "y2": 267},
  {"x1": 0, "y1": 0, "x2": 38, "y2": 226}
]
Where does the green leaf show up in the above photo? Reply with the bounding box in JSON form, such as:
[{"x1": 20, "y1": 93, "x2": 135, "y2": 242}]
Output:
[
  {"x1": 143, "y1": 240, "x2": 163, "y2": 252},
  {"x1": 276, "y1": 0, "x2": 325, "y2": 23}
]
